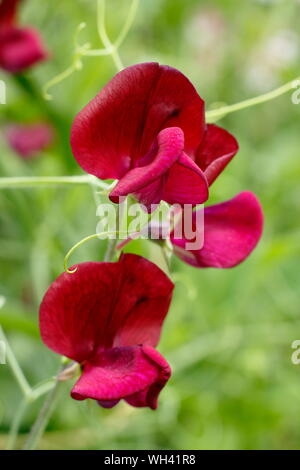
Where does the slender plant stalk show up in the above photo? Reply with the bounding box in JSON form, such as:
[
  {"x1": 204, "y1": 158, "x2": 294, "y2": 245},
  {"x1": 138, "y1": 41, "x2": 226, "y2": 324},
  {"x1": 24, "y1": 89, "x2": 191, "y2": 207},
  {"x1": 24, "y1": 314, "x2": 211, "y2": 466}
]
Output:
[
  {"x1": 22, "y1": 376, "x2": 63, "y2": 450},
  {"x1": 97, "y1": 0, "x2": 124, "y2": 72},
  {"x1": 6, "y1": 380, "x2": 56, "y2": 450},
  {"x1": 0, "y1": 175, "x2": 109, "y2": 190},
  {"x1": 0, "y1": 326, "x2": 32, "y2": 399},
  {"x1": 0, "y1": 323, "x2": 57, "y2": 449},
  {"x1": 6, "y1": 399, "x2": 28, "y2": 450},
  {"x1": 206, "y1": 76, "x2": 300, "y2": 122}
]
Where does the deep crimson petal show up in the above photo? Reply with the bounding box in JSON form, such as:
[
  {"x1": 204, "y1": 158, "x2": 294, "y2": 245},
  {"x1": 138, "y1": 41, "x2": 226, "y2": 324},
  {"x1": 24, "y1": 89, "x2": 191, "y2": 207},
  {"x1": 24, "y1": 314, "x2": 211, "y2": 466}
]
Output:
[
  {"x1": 0, "y1": 27, "x2": 47, "y2": 73},
  {"x1": 196, "y1": 124, "x2": 239, "y2": 185},
  {"x1": 162, "y1": 152, "x2": 208, "y2": 206},
  {"x1": 109, "y1": 128, "x2": 208, "y2": 210},
  {"x1": 70, "y1": 62, "x2": 205, "y2": 180},
  {"x1": 111, "y1": 254, "x2": 174, "y2": 348},
  {"x1": 39, "y1": 254, "x2": 174, "y2": 362},
  {"x1": 39, "y1": 262, "x2": 120, "y2": 363},
  {"x1": 125, "y1": 346, "x2": 171, "y2": 409},
  {"x1": 109, "y1": 127, "x2": 184, "y2": 208},
  {"x1": 5, "y1": 123, "x2": 54, "y2": 158},
  {"x1": 171, "y1": 191, "x2": 263, "y2": 268},
  {"x1": 0, "y1": 0, "x2": 20, "y2": 28},
  {"x1": 71, "y1": 345, "x2": 171, "y2": 410}
]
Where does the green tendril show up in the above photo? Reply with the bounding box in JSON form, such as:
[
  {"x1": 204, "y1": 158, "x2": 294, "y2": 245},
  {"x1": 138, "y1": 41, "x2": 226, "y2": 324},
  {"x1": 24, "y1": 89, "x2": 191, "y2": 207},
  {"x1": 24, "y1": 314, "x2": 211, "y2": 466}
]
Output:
[
  {"x1": 43, "y1": 0, "x2": 140, "y2": 99},
  {"x1": 64, "y1": 231, "x2": 132, "y2": 273},
  {"x1": 206, "y1": 76, "x2": 300, "y2": 122}
]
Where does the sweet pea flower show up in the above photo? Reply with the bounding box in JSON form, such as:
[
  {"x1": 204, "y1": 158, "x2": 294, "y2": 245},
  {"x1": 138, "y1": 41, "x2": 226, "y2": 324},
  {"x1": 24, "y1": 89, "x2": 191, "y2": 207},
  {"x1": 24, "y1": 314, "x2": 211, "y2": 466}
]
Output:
[
  {"x1": 40, "y1": 254, "x2": 174, "y2": 410},
  {"x1": 171, "y1": 191, "x2": 264, "y2": 268},
  {"x1": 71, "y1": 63, "x2": 238, "y2": 212},
  {"x1": 5, "y1": 123, "x2": 54, "y2": 158},
  {"x1": 0, "y1": 0, "x2": 48, "y2": 73}
]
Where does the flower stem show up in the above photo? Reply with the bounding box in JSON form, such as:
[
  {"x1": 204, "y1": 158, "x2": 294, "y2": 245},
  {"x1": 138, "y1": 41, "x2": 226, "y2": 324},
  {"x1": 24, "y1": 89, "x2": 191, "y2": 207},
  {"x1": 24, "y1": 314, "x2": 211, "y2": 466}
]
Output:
[
  {"x1": 64, "y1": 230, "x2": 131, "y2": 272},
  {"x1": 5, "y1": 380, "x2": 56, "y2": 449},
  {"x1": 0, "y1": 326, "x2": 32, "y2": 399},
  {"x1": 97, "y1": 0, "x2": 124, "y2": 72},
  {"x1": 22, "y1": 376, "x2": 63, "y2": 450},
  {"x1": 114, "y1": 0, "x2": 139, "y2": 50},
  {"x1": 0, "y1": 175, "x2": 109, "y2": 190},
  {"x1": 6, "y1": 399, "x2": 28, "y2": 450},
  {"x1": 206, "y1": 76, "x2": 300, "y2": 122}
]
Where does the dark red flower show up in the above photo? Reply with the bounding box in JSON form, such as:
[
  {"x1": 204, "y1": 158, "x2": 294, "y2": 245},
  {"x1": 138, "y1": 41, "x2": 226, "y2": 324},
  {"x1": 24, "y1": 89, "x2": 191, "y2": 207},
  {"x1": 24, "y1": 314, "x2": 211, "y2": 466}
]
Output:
[
  {"x1": 71, "y1": 63, "x2": 238, "y2": 211},
  {"x1": 5, "y1": 123, "x2": 54, "y2": 158},
  {"x1": 0, "y1": 0, "x2": 48, "y2": 73},
  {"x1": 39, "y1": 254, "x2": 174, "y2": 410},
  {"x1": 171, "y1": 191, "x2": 264, "y2": 268}
]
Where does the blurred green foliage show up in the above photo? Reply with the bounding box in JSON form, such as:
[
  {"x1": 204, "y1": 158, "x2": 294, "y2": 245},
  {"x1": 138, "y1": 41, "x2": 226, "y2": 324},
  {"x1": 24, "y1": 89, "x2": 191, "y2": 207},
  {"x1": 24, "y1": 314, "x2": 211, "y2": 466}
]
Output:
[{"x1": 1, "y1": 0, "x2": 300, "y2": 450}]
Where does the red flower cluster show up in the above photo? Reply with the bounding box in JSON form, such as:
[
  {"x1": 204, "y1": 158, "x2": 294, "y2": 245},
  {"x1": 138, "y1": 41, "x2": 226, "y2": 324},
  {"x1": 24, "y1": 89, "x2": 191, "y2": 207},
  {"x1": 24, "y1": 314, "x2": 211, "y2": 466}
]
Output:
[
  {"x1": 40, "y1": 63, "x2": 264, "y2": 410},
  {"x1": 71, "y1": 63, "x2": 238, "y2": 212},
  {"x1": 40, "y1": 254, "x2": 173, "y2": 409},
  {"x1": 0, "y1": 0, "x2": 48, "y2": 73}
]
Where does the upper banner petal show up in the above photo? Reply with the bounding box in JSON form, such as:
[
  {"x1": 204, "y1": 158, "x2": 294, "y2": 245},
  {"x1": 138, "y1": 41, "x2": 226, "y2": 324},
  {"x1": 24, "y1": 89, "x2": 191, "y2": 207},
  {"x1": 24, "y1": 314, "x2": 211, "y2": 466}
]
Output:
[
  {"x1": 70, "y1": 62, "x2": 205, "y2": 180},
  {"x1": 39, "y1": 254, "x2": 174, "y2": 362}
]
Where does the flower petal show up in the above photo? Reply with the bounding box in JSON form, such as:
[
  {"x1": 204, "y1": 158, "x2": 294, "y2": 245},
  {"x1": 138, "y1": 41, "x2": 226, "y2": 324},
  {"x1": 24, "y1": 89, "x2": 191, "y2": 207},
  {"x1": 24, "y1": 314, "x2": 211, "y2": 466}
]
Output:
[
  {"x1": 39, "y1": 254, "x2": 174, "y2": 363},
  {"x1": 172, "y1": 191, "x2": 263, "y2": 268},
  {"x1": 109, "y1": 254, "x2": 174, "y2": 348},
  {"x1": 71, "y1": 345, "x2": 171, "y2": 410},
  {"x1": 0, "y1": 27, "x2": 47, "y2": 73},
  {"x1": 109, "y1": 127, "x2": 184, "y2": 208},
  {"x1": 70, "y1": 62, "x2": 205, "y2": 179},
  {"x1": 196, "y1": 124, "x2": 239, "y2": 185},
  {"x1": 162, "y1": 152, "x2": 208, "y2": 206},
  {"x1": 110, "y1": 127, "x2": 208, "y2": 211}
]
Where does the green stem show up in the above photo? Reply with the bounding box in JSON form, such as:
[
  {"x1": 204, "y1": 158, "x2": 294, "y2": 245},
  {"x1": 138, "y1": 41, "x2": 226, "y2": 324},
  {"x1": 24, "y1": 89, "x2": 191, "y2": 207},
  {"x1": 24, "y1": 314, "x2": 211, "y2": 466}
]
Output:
[
  {"x1": 64, "y1": 230, "x2": 131, "y2": 272},
  {"x1": 103, "y1": 200, "x2": 126, "y2": 262},
  {"x1": 43, "y1": 64, "x2": 77, "y2": 100},
  {"x1": 6, "y1": 399, "x2": 28, "y2": 450},
  {"x1": 206, "y1": 76, "x2": 300, "y2": 122},
  {"x1": 114, "y1": 0, "x2": 139, "y2": 49},
  {"x1": 0, "y1": 322, "x2": 58, "y2": 449},
  {"x1": 5, "y1": 380, "x2": 56, "y2": 449},
  {"x1": 0, "y1": 326, "x2": 32, "y2": 399},
  {"x1": 97, "y1": 0, "x2": 124, "y2": 72},
  {"x1": 42, "y1": 0, "x2": 139, "y2": 98},
  {"x1": 22, "y1": 377, "x2": 63, "y2": 450},
  {"x1": 31, "y1": 379, "x2": 56, "y2": 401},
  {"x1": 0, "y1": 175, "x2": 109, "y2": 190},
  {"x1": 103, "y1": 238, "x2": 119, "y2": 262}
]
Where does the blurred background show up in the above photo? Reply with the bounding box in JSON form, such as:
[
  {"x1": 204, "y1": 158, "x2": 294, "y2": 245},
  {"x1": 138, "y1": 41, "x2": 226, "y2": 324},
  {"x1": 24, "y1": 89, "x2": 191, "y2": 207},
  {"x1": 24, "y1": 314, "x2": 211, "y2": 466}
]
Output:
[{"x1": 1, "y1": 0, "x2": 300, "y2": 450}]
